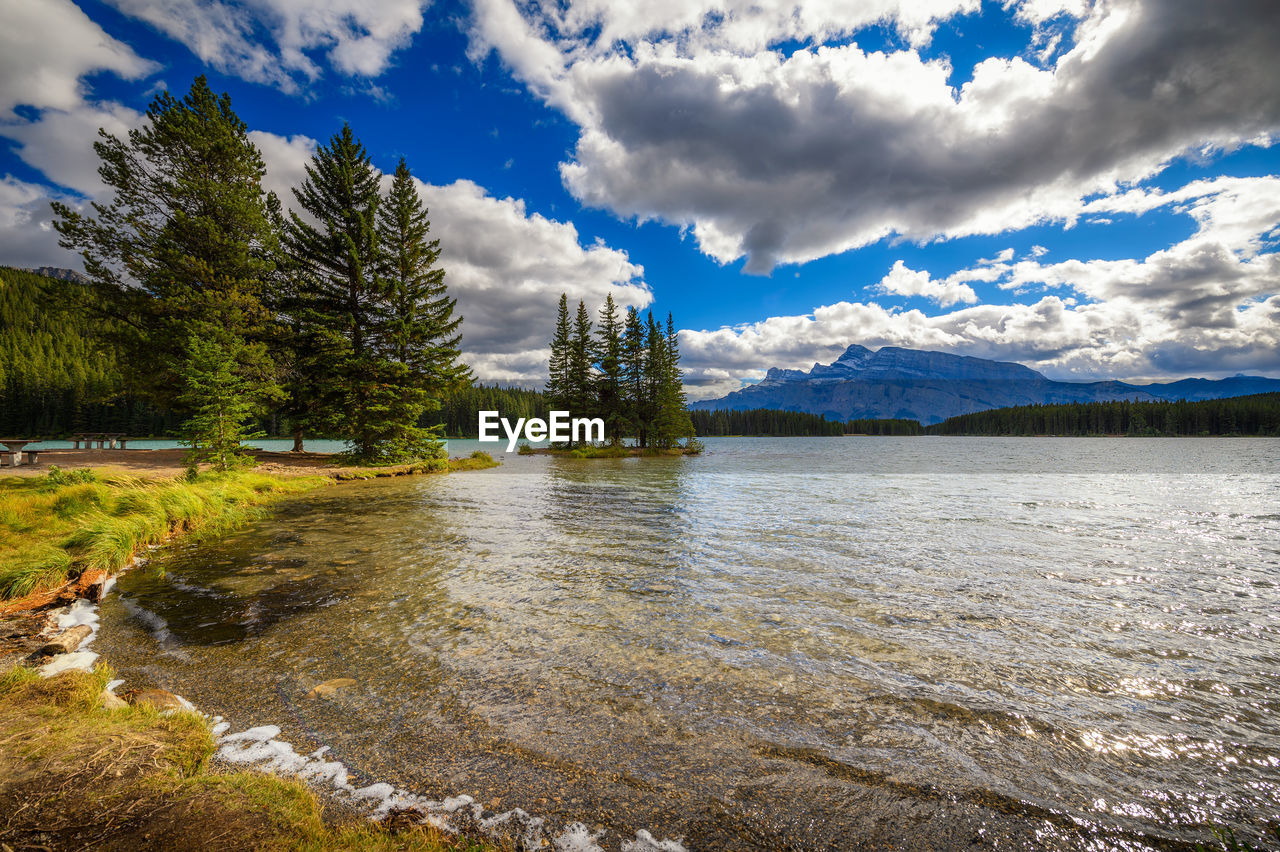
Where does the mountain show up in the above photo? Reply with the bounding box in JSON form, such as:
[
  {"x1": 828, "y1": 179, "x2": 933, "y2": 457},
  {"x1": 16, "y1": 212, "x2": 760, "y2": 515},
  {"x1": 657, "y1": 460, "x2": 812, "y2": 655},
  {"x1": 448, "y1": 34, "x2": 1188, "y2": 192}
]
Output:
[
  {"x1": 690, "y1": 345, "x2": 1280, "y2": 425},
  {"x1": 23, "y1": 266, "x2": 88, "y2": 283}
]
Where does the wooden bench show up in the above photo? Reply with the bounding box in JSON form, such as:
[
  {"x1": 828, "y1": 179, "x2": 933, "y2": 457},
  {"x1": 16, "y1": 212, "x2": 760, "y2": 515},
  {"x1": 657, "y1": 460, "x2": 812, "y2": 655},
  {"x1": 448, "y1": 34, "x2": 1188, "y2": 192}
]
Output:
[{"x1": 71, "y1": 433, "x2": 128, "y2": 450}]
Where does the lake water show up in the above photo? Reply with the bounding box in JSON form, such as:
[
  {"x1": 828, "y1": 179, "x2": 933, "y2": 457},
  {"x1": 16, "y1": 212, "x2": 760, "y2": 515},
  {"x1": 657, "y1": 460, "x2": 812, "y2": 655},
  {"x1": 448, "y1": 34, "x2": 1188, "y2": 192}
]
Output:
[{"x1": 95, "y1": 437, "x2": 1280, "y2": 850}]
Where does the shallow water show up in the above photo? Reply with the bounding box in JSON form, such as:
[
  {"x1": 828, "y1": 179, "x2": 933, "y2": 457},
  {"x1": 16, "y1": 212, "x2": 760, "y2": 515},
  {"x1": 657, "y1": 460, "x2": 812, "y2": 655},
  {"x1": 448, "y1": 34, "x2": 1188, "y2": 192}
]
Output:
[{"x1": 97, "y1": 437, "x2": 1280, "y2": 849}]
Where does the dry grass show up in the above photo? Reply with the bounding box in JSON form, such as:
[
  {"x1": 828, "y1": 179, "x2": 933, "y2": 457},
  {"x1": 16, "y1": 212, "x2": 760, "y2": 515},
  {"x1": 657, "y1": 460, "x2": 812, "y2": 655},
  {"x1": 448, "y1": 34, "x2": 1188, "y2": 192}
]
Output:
[{"x1": 0, "y1": 665, "x2": 496, "y2": 851}]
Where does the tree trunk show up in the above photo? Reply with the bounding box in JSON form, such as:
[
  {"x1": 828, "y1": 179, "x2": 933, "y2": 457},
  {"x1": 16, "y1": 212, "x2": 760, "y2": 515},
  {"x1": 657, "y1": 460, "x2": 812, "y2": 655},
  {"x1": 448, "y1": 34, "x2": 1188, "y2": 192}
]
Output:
[{"x1": 292, "y1": 425, "x2": 304, "y2": 453}]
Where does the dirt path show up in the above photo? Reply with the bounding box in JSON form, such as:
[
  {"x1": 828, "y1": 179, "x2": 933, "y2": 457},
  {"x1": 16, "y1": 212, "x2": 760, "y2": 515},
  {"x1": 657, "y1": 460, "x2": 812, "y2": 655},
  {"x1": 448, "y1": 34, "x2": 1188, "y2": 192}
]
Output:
[{"x1": 1, "y1": 449, "x2": 360, "y2": 480}]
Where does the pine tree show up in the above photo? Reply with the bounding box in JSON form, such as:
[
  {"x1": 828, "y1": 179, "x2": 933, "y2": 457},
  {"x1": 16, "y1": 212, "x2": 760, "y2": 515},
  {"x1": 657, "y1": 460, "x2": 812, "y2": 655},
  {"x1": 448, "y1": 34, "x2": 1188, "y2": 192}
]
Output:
[
  {"x1": 546, "y1": 294, "x2": 572, "y2": 410},
  {"x1": 595, "y1": 294, "x2": 626, "y2": 445},
  {"x1": 51, "y1": 75, "x2": 281, "y2": 415},
  {"x1": 375, "y1": 158, "x2": 471, "y2": 459},
  {"x1": 622, "y1": 306, "x2": 648, "y2": 447},
  {"x1": 641, "y1": 311, "x2": 666, "y2": 447},
  {"x1": 177, "y1": 335, "x2": 270, "y2": 472},
  {"x1": 282, "y1": 123, "x2": 391, "y2": 460},
  {"x1": 651, "y1": 313, "x2": 695, "y2": 448},
  {"x1": 566, "y1": 301, "x2": 597, "y2": 446}
]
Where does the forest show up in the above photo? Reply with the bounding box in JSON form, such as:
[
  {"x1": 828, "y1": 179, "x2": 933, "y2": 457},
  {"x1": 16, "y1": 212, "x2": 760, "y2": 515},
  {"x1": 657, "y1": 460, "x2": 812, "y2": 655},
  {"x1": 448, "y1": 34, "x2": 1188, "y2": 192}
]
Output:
[
  {"x1": 690, "y1": 408, "x2": 844, "y2": 436},
  {"x1": 926, "y1": 394, "x2": 1280, "y2": 436},
  {"x1": 4, "y1": 76, "x2": 470, "y2": 468},
  {"x1": 684, "y1": 397, "x2": 1280, "y2": 437},
  {"x1": 544, "y1": 294, "x2": 695, "y2": 449}
]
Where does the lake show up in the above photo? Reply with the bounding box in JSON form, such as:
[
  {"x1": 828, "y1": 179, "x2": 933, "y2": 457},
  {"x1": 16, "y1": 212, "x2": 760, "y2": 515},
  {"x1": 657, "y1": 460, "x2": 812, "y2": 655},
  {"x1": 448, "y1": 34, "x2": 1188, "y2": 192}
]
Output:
[{"x1": 95, "y1": 437, "x2": 1280, "y2": 850}]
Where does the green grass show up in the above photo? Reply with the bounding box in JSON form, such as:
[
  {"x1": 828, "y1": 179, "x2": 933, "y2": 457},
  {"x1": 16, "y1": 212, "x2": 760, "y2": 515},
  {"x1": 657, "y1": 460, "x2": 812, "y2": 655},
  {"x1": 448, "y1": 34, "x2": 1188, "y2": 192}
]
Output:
[
  {"x1": 529, "y1": 443, "x2": 702, "y2": 458},
  {"x1": 0, "y1": 468, "x2": 329, "y2": 600}
]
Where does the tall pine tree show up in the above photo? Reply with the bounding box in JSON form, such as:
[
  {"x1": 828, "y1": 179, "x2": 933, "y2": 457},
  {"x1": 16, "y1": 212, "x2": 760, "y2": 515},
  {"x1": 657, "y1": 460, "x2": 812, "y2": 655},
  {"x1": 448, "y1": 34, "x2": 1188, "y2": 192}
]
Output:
[
  {"x1": 282, "y1": 124, "x2": 390, "y2": 460},
  {"x1": 375, "y1": 158, "x2": 471, "y2": 458},
  {"x1": 52, "y1": 76, "x2": 281, "y2": 418},
  {"x1": 622, "y1": 306, "x2": 648, "y2": 447},
  {"x1": 651, "y1": 313, "x2": 695, "y2": 448},
  {"x1": 546, "y1": 294, "x2": 572, "y2": 410},
  {"x1": 595, "y1": 294, "x2": 626, "y2": 445},
  {"x1": 565, "y1": 301, "x2": 597, "y2": 446}
]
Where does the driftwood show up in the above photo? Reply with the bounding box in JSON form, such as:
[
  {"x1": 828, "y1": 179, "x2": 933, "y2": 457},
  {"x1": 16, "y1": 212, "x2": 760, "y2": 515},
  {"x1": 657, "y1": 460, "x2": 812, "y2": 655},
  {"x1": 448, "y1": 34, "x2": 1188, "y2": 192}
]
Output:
[{"x1": 30, "y1": 623, "x2": 93, "y2": 659}]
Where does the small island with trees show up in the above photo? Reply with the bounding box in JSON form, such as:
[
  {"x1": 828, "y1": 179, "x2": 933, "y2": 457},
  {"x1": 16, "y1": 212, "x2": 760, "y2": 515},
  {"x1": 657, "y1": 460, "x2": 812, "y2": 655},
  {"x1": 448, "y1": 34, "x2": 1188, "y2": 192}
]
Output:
[{"x1": 529, "y1": 294, "x2": 700, "y2": 456}]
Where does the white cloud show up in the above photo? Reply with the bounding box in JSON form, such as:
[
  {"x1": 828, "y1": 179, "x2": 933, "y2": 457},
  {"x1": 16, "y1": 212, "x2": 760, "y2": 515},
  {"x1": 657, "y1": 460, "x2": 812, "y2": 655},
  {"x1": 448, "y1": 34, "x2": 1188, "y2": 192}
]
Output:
[
  {"x1": 414, "y1": 178, "x2": 652, "y2": 384},
  {"x1": 472, "y1": 0, "x2": 1280, "y2": 272},
  {"x1": 105, "y1": 0, "x2": 427, "y2": 91},
  {"x1": 252, "y1": 132, "x2": 653, "y2": 386},
  {"x1": 873, "y1": 260, "x2": 979, "y2": 306},
  {"x1": 0, "y1": 0, "x2": 157, "y2": 119},
  {"x1": 0, "y1": 176, "x2": 76, "y2": 269},
  {"x1": 680, "y1": 176, "x2": 1280, "y2": 397},
  {"x1": 3, "y1": 103, "x2": 142, "y2": 195}
]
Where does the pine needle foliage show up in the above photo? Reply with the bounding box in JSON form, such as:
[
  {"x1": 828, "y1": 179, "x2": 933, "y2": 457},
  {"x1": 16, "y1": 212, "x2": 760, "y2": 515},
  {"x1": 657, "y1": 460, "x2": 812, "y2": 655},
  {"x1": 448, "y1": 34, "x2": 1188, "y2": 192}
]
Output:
[
  {"x1": 177, "y1": 336, "x2": 272, "y2": 472},
  {"x1": 543, "y1": 294, "x2": 695, "y2": 450},
  {"x1": 50, "y1": 76, "x2": 281, "y2": 413}
]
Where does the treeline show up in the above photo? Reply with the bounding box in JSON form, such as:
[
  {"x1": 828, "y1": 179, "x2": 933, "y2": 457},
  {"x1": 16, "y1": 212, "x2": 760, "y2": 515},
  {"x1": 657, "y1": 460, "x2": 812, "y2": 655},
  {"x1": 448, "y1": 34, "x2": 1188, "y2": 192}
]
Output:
[
  {"x1": 691, "y1": 408, "x2": 844, "y2": 436},
  {"x1": 425, "y1": 385, "x2": 549, "y2": 437},
  {"x1": 42, "y1": 76, "x2": 467, "y2": 468},
  {"x1": 545, "y1": 294, "x2": 695, "y2": 449},
  {"x1": 0, "y1": 267, "x2": 183, "y2": 436},
  {"x1": 680, "y1": 395, "x2": 1280, "y2": 437},
  {"x1": 847, "y1": 418, "x2": 925, "y2": 435},
  {"x1": 928, "y1": 394, "x2": 1280, "y2": 436}
]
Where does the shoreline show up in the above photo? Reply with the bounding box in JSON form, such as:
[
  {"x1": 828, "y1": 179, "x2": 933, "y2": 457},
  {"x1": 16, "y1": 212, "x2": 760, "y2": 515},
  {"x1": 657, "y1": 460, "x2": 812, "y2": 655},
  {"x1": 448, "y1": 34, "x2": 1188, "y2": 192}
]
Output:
[
  {"x1": 0, "y1": 459, "x2": 529, "y2": 851},
  {"x1": 2, "y1": 550, "x2": 686, "y2": 852}
]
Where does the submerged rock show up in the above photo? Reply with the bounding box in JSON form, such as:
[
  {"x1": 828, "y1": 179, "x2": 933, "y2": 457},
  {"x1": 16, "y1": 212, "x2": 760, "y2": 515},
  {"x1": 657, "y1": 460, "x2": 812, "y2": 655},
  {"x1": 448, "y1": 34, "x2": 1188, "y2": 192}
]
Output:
[
  {"x1": 125, "y1": 688, "x2": 191, "y2": 712},
  {"x1": 306, "y1": 678, "x2": 357, "y2": 699},
  {"x1": 100, "y1": 691, "x2": 128, "y2": 710}
]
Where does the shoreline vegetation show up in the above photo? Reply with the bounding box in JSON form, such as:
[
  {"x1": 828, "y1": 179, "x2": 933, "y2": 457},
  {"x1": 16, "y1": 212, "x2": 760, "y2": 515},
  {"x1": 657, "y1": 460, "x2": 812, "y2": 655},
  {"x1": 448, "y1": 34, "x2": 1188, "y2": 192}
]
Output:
[
  {"x1": 0, "y1": 666, "x2": 493, "y2": 851},
  {"x1": 688, "y1": 394, "x2": 1280, "y2": 437},
  {"x1": 0, "y1": 451, "x2": 497, "y2": 605},
  {"x1": 518, "y1": 443, "x2": 702, "y2": 458},
  {"x1": 0, "y1": 453, "x2": 501, "y2": 849}
]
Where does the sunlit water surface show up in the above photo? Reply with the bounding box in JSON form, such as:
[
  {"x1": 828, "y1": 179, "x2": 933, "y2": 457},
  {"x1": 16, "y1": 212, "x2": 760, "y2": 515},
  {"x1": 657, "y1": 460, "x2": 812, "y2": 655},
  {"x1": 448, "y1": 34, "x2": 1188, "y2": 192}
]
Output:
[{"x1": 97, "y1": 437, "x2": 1280, "y2": 850}]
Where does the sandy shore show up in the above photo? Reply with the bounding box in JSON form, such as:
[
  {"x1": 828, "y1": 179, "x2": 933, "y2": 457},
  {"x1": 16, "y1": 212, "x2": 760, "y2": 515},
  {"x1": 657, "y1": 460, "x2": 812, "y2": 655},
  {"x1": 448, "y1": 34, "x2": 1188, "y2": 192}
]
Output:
[{"x1": 2, "y1": 448, "x2": 363, "y2": 479}]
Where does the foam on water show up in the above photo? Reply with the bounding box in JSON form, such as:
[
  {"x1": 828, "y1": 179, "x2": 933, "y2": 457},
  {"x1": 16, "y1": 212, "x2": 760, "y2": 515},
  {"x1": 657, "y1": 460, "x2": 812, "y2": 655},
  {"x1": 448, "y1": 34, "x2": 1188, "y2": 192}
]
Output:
[
  {"x1": 214, "y1": 721, "x2": 686, "y2": 851},
  {"x1": 28, "y1": 583, "x2": 684, "y2": 850},
  {"x1": 39, "y1": 598, "x2": 101, "y2": 676}
]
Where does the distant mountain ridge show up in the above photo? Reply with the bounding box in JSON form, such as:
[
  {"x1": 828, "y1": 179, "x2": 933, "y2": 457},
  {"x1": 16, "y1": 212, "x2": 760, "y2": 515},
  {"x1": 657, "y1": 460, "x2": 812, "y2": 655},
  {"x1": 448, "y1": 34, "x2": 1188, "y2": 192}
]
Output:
[
  {"x1": 691, "y1": 344, "x2": 1280, "y2": 425},
  {"x1": 22, "y1": 266, "x2": 89, "y2": 283}
]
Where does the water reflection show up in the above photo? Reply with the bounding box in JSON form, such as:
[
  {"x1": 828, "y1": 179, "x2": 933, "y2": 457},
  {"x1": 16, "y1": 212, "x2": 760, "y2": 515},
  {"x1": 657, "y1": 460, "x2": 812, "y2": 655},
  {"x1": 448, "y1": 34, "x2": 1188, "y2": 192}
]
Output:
[{"x1": 97, "y1": 438, "x2": 1280, "y2": 850}]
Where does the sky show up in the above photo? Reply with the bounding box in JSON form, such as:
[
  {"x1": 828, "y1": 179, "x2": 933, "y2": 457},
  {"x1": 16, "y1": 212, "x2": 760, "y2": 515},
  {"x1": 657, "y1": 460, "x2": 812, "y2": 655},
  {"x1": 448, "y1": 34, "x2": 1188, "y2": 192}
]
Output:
[{"x1": 1, "y1": 0, "x2": 1278, "y2": 399}]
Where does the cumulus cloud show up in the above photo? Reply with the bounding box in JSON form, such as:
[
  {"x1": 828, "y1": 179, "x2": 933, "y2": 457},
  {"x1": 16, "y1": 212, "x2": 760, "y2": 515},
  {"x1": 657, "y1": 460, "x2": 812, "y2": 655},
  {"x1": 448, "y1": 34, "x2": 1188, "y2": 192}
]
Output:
[
  {"x1": 252, "y1": 132, "x2": 653, "y2": 385},
  {"x1": 471, "y1": 0, "x2": 1280, "y2": 272},
  {"x1": 873, "y1": 260, "x2": 979, "y2": 306},
  {"x1": 0, "y1": 0, "x2": 157, "y2": 119},
  {"x1": 105, "y1": 0, "x2": 427, "y2": 91},
  {"x1": 680, "y1": 176, "x2": 1280, "y2": 398},
  {"x1": 0, "y1": 176, "x2": 78, "y2": 268},
  {"x1": 3, "y1": 103, "x2": 142, "y2": 195}
]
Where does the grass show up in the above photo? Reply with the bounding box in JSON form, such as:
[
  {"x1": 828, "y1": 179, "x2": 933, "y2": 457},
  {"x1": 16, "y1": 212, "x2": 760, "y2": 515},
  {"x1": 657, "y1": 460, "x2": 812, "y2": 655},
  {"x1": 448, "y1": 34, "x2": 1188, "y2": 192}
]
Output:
[
  {"x1": 0, "y1": 467, "x2": 329, "y2": 600},
  {"x1": 0, "y1": 665, "x2": 495, "y2": 851},
  {"x1": 527, "y1": 443, "x2": 703, "y2": 458},
  {"x1": 1, "y1": 453, "x2": 503, "y2": 601}
]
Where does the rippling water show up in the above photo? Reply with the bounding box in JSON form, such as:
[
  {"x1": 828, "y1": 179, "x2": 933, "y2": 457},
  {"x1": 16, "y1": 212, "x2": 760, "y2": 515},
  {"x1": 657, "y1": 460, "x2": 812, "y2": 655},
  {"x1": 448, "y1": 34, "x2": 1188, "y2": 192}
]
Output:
[{"x1": 97, "y1": 437, "x2": 1280, "y2": 850}]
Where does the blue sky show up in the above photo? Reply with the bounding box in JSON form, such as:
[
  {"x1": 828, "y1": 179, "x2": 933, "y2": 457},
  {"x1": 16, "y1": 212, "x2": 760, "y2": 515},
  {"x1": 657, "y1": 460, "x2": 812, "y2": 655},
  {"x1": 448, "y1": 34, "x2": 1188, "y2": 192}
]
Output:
[{"x1": 1, "y1": 0, "x2": 1277, "y2": 397}]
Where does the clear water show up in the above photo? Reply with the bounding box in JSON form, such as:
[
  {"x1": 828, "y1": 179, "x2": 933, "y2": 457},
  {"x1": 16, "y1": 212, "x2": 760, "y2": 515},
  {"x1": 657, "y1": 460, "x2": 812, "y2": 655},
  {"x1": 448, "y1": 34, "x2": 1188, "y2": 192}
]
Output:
[{"x1": 96, "y1": 437, "x2": 1280, "y2": 850}]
